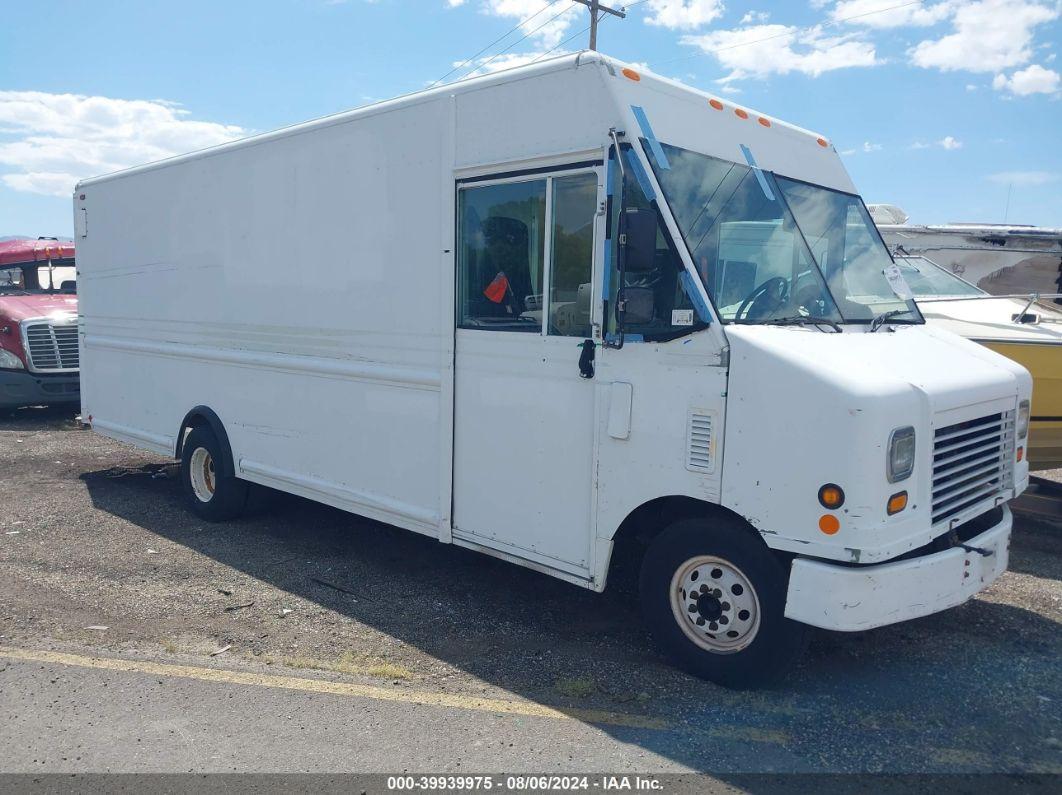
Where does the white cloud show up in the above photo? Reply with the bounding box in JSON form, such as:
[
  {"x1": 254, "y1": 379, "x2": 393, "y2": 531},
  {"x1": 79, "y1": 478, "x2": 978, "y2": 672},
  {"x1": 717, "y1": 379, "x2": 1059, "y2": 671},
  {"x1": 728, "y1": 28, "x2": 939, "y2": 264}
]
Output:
[
  {"x1": 992, "y1": 63, "x2": 1061, "y2": 94},
  {"x1": 828, "y1": 0, "x2": 957, "y2": 28},
  {"x1": 0, "y1": 91, "x2": 245, "y2": 197},
  {"x1": 740, "y1": 11, "x2": 770, "y2": 25},
  {"x1": 459, "y1": 49, "x2": 563, "y2": 77},
  {"x1": 473, "y1": 1, "x2": 581, "y2": 49},
  {"x1": 939, "y1": 135, "x2": 962, "y2": 149},
  {"x1": 842, "y1": 141, "x2": 883, "y2": 155},
  {"x1": 910, "y1": 0, "x2": 1059, "y2": 73},
  {"x1": 682, "y1": 23, "x2": 879, "y2": 82},
  {"x1": 987, "y1": 170, "x2": 1058, "y2": 185},
  {"x1": 645, "y1": 0, "x2": 725, "y2": 30}
]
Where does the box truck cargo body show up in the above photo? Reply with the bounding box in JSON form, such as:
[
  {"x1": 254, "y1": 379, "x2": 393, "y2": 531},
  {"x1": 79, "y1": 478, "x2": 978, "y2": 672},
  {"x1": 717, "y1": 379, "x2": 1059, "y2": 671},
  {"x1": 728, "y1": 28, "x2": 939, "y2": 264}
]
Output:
[{"x1": 76, "y1": 53, "x2": 1031, "y2": 686}]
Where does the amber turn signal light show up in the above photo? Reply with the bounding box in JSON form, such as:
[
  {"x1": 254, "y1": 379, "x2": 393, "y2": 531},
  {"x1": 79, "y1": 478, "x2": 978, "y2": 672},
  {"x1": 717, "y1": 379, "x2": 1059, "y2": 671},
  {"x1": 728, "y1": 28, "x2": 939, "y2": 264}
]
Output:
[
  {"x1": 887, "y1": 491, "x2": 908, "y2": 515},
  {"x1": 818, "y1": 514, "x2": 840, "y2": 535},
  {"x1": 1016, "y1": 446, "x2": 1024, "y2": 462},
  {"x1": 818, "y1": 483, "x2": 845, "y2": 509}
]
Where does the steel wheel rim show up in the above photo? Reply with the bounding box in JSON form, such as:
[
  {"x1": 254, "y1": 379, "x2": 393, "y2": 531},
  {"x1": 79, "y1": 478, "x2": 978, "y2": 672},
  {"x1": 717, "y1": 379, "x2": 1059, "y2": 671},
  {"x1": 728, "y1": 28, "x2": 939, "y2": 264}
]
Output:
[
  {"x1": 189, "y1": 447, "x2": 215, "y2": 503},
  {"x1": 669, "y1": 555, "x2": 761, "y2": 654}
]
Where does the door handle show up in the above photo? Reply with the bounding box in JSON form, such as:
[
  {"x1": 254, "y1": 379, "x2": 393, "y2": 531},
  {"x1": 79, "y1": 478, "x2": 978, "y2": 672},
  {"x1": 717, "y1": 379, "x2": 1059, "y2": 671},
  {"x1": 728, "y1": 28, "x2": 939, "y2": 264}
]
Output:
[{"x1": 578, "y1": 339, "x2": 596, "y2": 379}]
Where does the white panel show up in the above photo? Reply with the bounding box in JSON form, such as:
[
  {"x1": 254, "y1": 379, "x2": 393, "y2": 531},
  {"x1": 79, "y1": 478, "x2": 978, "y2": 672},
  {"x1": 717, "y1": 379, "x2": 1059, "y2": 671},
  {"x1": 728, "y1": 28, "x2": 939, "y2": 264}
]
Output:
[{"x1": 607, "y1": 381, "x2": 632, "y2": 440}]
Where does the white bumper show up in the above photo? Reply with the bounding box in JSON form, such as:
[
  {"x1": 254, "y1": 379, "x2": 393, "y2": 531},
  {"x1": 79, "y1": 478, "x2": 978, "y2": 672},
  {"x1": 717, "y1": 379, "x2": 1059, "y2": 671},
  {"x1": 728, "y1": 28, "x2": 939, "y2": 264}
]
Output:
[{"x1": 784, "y1": 506, "x2": 1012, "y2": 631}]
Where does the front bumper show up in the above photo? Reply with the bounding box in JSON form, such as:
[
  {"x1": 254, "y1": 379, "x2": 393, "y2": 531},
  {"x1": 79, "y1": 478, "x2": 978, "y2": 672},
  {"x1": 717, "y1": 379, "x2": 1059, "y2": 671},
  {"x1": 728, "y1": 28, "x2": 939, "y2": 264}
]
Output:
[
  {"x1": 784, "y1": 505, "x2": 1012, "y2": 631},
  {"x1": 0, "y1": 368, "x2": 80, "y2": 409}
]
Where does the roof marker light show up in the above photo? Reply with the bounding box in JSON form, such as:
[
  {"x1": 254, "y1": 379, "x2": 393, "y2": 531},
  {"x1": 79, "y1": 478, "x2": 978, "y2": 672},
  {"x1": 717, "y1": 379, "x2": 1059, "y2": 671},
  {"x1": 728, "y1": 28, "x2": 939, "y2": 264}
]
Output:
[
  {"x1": 758, "y1": 117, "x2": 771, "y2": 127},
  {"x1": 622, "y1": 68, "x2": 641, "y2": 82},
  {"x1": 817, "y1": 137, "x2": 829, "y2": 147},
  {"x1": 734, "y1": 108, "x2": 749, "y2": 119},
  {"x1": 709, "y1": 99, "x2": 724, "y2": 111}
]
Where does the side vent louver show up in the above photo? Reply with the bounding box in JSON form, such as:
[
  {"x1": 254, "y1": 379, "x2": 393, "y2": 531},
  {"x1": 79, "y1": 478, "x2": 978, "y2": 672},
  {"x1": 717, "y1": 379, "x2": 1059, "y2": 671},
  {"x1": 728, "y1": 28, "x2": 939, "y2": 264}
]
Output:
[{"x1": 686, "y1": 410, "x2": 714, "y2": 473}]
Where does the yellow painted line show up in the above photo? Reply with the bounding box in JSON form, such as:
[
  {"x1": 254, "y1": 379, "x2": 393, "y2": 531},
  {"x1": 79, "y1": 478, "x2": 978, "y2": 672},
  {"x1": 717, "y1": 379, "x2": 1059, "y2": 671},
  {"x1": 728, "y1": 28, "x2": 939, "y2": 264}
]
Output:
[{"x1": 0, "y1": 646, "x2": 667, "y2": 730}]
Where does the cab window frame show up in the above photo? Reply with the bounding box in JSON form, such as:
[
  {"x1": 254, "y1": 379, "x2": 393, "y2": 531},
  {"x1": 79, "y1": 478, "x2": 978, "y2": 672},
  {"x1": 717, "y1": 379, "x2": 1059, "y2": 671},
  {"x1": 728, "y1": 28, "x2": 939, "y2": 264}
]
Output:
[{"x1": 455, "y1": 162, "x2": 603, "y2": 338}]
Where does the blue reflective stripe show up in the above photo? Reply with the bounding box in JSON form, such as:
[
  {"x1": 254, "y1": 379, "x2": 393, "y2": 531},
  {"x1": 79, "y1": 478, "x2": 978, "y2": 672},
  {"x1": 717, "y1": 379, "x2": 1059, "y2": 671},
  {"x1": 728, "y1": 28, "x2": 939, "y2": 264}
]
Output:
[
  {"x1": 631, "y1": 105, "x2": 670, "y2": 170},
  {"x1": 680, "y1": 270, "x2": 712, "y2": 324},
  {"x1": 740, "y1": 144, "x2": 775, "y2": 201},
  {"x1": 625, "y1": 150, "x2": 655, "y2": 201},
  {"x1": 606, "y1": 332, "x2": 644, "y2": 344}
]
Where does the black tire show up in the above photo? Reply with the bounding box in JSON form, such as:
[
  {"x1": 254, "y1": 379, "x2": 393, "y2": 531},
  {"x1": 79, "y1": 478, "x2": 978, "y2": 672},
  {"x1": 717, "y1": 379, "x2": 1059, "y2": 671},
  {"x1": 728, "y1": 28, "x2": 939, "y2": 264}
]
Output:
[
  {"x1": 639, "y1": 516, "x2": 807, "y2": 689},
  {"x1": 180, "y1": 425, "x2": 248, "y2": 522}
]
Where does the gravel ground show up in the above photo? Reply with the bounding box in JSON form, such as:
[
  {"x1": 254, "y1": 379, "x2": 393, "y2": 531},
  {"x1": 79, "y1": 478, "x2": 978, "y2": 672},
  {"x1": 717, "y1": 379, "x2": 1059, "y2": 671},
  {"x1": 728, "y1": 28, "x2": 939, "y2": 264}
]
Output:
[{"x1": 0, "y1": 405, "x2": 1060, "y2": 774}]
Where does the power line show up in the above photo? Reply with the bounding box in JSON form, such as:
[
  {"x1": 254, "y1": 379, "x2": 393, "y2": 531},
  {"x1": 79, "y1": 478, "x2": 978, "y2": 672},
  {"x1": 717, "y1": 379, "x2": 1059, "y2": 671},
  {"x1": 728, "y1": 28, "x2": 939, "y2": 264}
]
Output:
[
  {"x1": 450, "y1": 1, "x2": 580, "y2": 83},
  {"x1": 430, "y1": 0, "x2": 567, "y2": 88}
]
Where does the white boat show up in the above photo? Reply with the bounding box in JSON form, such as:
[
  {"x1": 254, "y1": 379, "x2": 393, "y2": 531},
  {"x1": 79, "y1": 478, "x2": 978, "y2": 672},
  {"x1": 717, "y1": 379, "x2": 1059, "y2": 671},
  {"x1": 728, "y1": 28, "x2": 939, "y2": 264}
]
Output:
[
  {"x1": 870, "y1": 204, "x2": 1062, "y2": 300},
  {"x1": 895, "y1": 253, "x2": 1062, "y2": 470}
]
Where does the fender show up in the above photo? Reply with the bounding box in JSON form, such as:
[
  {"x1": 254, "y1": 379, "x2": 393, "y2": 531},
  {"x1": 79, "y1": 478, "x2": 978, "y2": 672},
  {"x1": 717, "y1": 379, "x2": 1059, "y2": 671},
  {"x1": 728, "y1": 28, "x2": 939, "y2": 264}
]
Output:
[{"x1": 175, "y1": 406, "x2": 236, "y2": 477}]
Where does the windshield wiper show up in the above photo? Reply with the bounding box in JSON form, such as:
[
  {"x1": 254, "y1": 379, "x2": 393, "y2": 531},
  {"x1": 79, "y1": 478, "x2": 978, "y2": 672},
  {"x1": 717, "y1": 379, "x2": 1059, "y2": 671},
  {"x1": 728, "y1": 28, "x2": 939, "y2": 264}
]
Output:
[
  {"x1": 767, "y1": 315, "x2": 842, "y2": 333},
  {"x1": 869, "y1": 308, "x2": 915, "y2": 333}
]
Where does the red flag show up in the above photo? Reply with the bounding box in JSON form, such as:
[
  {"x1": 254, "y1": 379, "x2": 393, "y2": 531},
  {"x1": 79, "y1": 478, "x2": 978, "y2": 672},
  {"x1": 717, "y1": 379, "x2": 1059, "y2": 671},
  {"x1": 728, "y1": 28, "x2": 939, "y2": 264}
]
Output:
[{"x1": 483, "y1": 271, "x2": 509, "y2": 304}]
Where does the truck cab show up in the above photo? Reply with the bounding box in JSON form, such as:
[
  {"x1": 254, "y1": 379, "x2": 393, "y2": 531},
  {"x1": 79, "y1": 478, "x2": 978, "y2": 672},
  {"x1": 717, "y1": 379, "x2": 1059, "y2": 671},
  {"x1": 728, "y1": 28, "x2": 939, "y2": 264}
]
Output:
[{"x1": 0, "y1": 239, "x2": 80, "y2": 413}]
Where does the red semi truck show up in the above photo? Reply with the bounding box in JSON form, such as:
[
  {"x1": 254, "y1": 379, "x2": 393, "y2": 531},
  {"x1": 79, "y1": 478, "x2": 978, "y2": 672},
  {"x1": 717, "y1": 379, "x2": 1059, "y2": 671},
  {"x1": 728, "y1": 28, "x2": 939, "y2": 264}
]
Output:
[{"x1": 0, "y1": 238, "x2": 80, "y2": 413}]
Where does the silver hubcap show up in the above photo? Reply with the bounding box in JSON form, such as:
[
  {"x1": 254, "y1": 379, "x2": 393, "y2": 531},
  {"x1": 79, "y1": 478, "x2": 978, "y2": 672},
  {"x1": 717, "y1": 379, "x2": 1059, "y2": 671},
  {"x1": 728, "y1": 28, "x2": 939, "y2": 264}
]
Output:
[
  {"x1": 670, "y1": 555, "x2": 761, "y2": 654},
  {"x1": 189, "y1": 447, "x2": 216, "y2": 503}
]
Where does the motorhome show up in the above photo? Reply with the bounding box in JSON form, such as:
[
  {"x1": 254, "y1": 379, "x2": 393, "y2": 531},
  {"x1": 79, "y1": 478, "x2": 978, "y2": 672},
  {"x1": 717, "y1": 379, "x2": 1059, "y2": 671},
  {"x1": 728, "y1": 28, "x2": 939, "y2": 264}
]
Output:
[{"x1": 75, "y1": 53, "x2": 1031, "y2": 687}]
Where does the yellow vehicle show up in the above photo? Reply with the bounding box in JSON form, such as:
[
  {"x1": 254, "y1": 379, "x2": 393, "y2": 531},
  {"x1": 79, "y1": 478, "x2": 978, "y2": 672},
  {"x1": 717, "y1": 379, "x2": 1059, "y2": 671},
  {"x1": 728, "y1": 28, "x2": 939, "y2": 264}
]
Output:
[{"x1": 896, "y1": 254, "x2": 1062, "y2": 470}]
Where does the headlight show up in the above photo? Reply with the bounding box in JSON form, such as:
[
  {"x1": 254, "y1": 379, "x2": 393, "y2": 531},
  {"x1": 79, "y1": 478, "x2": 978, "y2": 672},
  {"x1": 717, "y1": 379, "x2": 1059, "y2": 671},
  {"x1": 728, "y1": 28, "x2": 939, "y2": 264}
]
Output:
[
  {"x1": 887, "y1": 426, "x2": 916, "y2": 483},
  {"x1": 0, "y1": 348, "x2": 25, "y2": 370},
  {"x1": 1017, "y1": 400, "x2": 1030, "y2": 439}
]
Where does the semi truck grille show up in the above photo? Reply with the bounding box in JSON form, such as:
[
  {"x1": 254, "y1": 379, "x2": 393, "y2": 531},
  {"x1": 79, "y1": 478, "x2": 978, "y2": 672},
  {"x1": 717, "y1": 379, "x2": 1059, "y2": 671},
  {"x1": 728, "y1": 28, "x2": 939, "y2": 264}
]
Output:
[
  {"x1": 932, "y1": 412, "x2": 1013, "y2": 525},
  {"x1": 22, "y1": 319, "x2": 80, "y2": 372}
]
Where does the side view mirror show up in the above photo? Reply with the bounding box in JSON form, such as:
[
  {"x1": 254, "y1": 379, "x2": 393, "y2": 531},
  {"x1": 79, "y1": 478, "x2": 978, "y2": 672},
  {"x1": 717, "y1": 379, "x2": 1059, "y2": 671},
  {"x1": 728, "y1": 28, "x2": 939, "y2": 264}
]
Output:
[{"x1": 618, "y1": 209, "x2": 657, "y2": 273}]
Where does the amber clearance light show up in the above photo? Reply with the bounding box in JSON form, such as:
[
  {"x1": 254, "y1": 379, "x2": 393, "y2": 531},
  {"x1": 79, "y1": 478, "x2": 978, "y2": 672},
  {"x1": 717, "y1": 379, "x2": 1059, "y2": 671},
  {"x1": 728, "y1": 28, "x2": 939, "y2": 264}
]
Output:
[
  {"x1": 818, "y1": 483, "x2": 845, "y2": 509},
  {"x1": 887, "y1": 491, "x2": 908, "y2": 516}
]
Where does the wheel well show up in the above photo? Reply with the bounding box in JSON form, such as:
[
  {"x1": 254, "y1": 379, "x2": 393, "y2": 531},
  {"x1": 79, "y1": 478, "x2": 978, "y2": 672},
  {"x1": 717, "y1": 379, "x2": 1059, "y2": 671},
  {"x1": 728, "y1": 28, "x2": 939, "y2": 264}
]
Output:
[
  {"x1": 605, "y1": 496, "x2": 767, "y2": 591},
  {"x1": 174, "y1": 406, "x2": 235, "y2": 477}
]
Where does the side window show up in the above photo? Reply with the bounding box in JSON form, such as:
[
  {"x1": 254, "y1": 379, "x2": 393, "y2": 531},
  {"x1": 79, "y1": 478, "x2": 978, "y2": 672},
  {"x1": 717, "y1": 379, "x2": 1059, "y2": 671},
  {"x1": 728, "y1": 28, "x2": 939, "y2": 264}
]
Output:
[
  {"x1": 457, "y1": 180, "x2": 546, "y2": 332},
  {"x1": 548, "y1": 172, "x2": 597, "y2": 337},
  {"x1": 606, "y1": 148, "x2": 697, "y2": 339}
]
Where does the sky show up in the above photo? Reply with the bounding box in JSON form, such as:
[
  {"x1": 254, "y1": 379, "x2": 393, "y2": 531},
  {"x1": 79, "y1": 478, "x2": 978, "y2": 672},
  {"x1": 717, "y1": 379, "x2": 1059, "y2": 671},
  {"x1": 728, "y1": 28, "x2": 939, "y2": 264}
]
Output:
[{"x1": 1, "y1": 0, "x2": 1060, "y2": 237}]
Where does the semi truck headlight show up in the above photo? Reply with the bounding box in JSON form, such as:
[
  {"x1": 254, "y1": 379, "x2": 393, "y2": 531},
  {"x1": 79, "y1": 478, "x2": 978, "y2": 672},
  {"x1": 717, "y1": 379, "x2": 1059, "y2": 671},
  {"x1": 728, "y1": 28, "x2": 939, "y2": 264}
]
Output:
[
  {"x1": 0, "y1": 348, "x2": 25, "y2": 370},
  {"x1": 887, "y1": 426, "x2": 916, "y2": 483},
  {"x1": 1017, "y1": 400, "x2": 1030, "y2": 439}
]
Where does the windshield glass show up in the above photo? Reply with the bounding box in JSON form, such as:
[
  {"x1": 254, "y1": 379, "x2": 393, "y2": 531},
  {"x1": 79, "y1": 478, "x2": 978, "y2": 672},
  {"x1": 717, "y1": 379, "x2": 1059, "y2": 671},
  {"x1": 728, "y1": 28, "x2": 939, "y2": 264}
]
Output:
[
  {"x1": 0, "y1": 262, "x2": 77, "y2": 294},
  {"x1": 645, "y1": 142, "x2": 922, "y2": 325},
  {"x1": 893, "y1": 255, "x2": 985, "y2": 298}
]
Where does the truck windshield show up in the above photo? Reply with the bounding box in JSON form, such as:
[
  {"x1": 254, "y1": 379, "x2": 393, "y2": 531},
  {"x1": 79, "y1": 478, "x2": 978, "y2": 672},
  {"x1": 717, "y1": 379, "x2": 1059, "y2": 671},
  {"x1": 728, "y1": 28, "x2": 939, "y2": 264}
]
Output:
[
  {"x1": 0, "y1": 262, "x2": 77, "y2": 294},
  {"x1": 644, "y1": 141, "x2": 922, "y2": 325}
]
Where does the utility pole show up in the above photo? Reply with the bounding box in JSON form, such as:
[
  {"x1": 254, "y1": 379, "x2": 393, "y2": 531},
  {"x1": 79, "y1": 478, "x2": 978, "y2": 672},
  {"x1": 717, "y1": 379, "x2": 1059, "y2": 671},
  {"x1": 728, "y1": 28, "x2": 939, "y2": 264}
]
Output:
[{"x1": 573, "y1": 0, "x2": 626, "y2": 51}]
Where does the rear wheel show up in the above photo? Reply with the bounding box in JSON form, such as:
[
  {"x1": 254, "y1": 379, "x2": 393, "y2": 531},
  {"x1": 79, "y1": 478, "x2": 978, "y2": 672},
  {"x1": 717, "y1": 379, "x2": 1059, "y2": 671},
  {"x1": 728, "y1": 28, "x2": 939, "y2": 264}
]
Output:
[
  {"x1": 180, "y1": 425, "x2": 248, "y2": 521},
  {"x1": 639, "y1": 517, "x2": 807, "y2": 688}
]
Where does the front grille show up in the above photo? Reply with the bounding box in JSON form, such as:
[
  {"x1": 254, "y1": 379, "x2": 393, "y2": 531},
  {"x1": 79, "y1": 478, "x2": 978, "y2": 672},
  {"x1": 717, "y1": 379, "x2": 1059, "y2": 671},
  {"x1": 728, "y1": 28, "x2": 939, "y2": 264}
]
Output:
[
  {"x1": 23, "y1": 319, "x2": 79, "y2": 372},
  {"x1": 932, "y1": 412, "x2": 1013, "y2": 525}
]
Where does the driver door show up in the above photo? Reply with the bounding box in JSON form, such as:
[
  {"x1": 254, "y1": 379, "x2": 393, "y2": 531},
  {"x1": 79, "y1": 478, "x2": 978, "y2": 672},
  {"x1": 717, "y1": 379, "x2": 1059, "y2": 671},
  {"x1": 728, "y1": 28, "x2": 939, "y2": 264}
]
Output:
[{"x1": 451, "y1": 166, "x2": 604, "y2": 576}]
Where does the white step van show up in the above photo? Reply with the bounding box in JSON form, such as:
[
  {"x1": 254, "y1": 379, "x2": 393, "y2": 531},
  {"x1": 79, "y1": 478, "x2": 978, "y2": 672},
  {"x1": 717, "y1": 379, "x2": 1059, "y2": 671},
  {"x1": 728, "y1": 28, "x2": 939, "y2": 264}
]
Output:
[{"x1": 75, "y1": 53, "x2": 1031, "y2": 687}]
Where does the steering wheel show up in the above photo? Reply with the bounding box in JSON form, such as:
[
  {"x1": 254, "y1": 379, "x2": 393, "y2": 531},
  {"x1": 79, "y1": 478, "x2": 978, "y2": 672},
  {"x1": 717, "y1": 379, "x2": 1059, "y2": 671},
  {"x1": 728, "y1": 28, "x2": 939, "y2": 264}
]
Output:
[{"x1": 735, "y1": 276, "x2": 789, "y2": 321}]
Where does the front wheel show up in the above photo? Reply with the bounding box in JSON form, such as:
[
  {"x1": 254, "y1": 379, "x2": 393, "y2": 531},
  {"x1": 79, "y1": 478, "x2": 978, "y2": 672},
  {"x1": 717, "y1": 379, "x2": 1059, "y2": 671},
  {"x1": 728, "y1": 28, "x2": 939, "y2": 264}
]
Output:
[
  {"x1": 639, "y1": 517, "x2": 807, "y2": 688},
  {"x1": 180, "y1": 425, "x2": 249, "y2": 521}
]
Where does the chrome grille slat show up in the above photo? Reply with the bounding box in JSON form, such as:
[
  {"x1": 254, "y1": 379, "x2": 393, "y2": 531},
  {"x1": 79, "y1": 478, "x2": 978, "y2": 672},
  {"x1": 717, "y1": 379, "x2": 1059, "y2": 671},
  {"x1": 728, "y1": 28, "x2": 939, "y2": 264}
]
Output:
[
  {"x1": 933, "y1": 461, "x2": 1001, "y2": 491},
  {"x1": 933, "y1": 472, "x2": 1002, "y2": 507},
  {"x1": 934, "y1": 437, "x2": 998, "y2": 469},
  {"x1": 931, "y1": 411, "x2": 1013, "y2": 525},
  {"x1": 934, "y1": 419, "x2": 1004, "y2": 444},
  {"x1": 21, "y1": 319, "x2": 79, "y2": 372}
]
